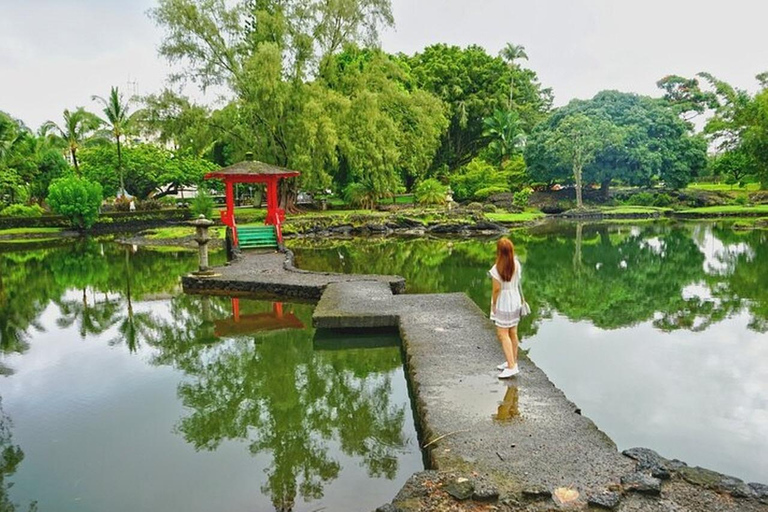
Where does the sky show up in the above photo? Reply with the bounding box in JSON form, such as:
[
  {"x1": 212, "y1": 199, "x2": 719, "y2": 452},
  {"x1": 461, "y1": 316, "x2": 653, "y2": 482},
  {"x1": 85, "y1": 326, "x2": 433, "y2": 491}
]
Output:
[{"x1": 1, "y1": 0, "x2": 767, "y2": 131}]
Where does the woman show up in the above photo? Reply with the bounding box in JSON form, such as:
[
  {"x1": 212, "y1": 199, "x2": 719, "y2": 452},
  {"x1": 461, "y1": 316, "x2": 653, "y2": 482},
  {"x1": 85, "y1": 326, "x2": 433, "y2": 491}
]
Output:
[{"x1": 489, "y1": 237, "x2": 524, "y2": 379}]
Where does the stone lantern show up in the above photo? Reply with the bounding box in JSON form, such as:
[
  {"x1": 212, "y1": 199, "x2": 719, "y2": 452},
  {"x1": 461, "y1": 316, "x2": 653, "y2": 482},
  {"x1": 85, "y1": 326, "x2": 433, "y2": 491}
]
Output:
[{"x1": 190, "y1": 214, "x2": 215, "y2": 276}]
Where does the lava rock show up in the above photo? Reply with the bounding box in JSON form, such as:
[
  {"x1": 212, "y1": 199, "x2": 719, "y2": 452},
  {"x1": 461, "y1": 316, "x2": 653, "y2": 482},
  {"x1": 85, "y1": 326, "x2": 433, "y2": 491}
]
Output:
[
  {"x1": 445, "y1": 478, "x2": 474, "y2": 500},
  {"x1": 375, "y1": 504, "x2": 399, "y2": 512},
  {"x1": 472, "y1": 483, "x2": 500, "y2": 502},
  {"x1": 522, "y1": 485, "x2": 551, "y2": 499},
  {"x1": 622, "y1": 447, "x2": 672, "y2": 480},
  {"x1": 621, "y1": 472, "x2": 662, "y2": 496},
  {"x1": 467, "y1": 221, "x2": 503, "y2": 231},
  {"x1": 717, "y1": 476, "x2": 753, "y2": 498},
  {"x1": 587, "y1": 491, "x2": 621, "y2": 509}
]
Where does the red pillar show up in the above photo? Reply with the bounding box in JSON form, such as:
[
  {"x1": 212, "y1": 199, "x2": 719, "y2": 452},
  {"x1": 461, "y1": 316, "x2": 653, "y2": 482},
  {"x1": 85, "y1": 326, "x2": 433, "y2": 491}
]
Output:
[
  {"x1": 232, "y1": 298, "x2": 240, "y2": 323},
  {"x1": 224, "y1": 179, "x2": 236, "y2": 227},
  {"x1": 265, "y1": 178, "x2": 279, "y2": 225}
]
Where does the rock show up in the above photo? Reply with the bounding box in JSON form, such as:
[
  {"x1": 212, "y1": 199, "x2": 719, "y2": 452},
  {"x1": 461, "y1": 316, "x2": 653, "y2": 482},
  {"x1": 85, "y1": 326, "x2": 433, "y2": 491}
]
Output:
[
  {"x1": 717, "y1": 476, "x2": 753, "y2": 498},
  {"x1": 472, "y1": 483, "x2": 499, "y2": 502},
  {"x1": 678, "y1": 466, "x2": 724, "y2": 489},
  {"x1": 428, "y1": 223, "x2": 467, "y2": 234},
  {"x1": 622, "y1": 447, "x2": 671, "y2": 480},
  {"x1": 587, "y1": 491, "x2": 621, "y2": 509},
  {"x1": 374, "y1": 504, "x2": 399, "y2": 512},
  {"x1": 621, "y1": 472, "x2": 661, "y2": 495},
  {"x1": 468, "y1": 221, "x2": 503, "y2": 231},
  {"x1": 445, "y1": 478, "x2": 474, "y2": 500},
  {"x1": 749, "y1": 483, "x2": 768, "y2": 503},
  {"x1": 522, "y1": 485, "x2": 551, "y2": 499}
]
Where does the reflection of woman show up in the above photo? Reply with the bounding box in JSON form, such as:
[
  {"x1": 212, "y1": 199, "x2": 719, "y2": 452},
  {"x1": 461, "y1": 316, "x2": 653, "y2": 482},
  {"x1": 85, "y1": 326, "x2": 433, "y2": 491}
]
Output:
[
  {"x1": 489, "y1": 237, "x2": 523, "y2": 379},
  {"x1": 493, "y1": 383, "x2": 520, "y2": 421}
]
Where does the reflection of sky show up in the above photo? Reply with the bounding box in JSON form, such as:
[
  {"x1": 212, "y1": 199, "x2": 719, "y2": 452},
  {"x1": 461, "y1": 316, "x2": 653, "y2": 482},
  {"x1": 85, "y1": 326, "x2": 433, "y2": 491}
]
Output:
[
  {"x1": 0, "y1": 299, "x2": 422, "y2": 512},
  {"x1": 695, "y1": 227, "x2": 755, "y2": 275},
  {"x1": 528, "y1": 313, "x2": 768, "y2": 483}
]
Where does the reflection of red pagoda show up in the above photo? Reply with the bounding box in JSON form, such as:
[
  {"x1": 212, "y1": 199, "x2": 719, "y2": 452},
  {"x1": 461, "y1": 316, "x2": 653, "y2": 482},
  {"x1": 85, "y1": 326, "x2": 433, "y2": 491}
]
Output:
[{"x1": 214, "y1": 299, "x2": 304, "y2": 337}]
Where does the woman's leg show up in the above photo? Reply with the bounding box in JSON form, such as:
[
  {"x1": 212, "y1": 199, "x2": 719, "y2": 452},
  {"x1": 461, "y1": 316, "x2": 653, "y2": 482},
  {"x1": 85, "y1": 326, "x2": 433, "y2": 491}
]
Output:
[
  {"x1": 495, "y1": 326, "x2": 515, "y2": 368},
  {"x1": 508, "y1": 326, "x2": 519, "y2": 366}
]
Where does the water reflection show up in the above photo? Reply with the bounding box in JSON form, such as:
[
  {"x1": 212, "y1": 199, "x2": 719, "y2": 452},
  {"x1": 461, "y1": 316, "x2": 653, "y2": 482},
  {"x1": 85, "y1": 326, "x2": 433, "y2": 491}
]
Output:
[
  {"x1": 291, "y1": 223, "x2": 768, "y2": 334},
  {"x1": 492, "y1": 383, "x2": 519, "y2": 422},
  {"x1": 0, "y1": 399, "x2": 33, "y2": 512},
  {"x1": 0, "y1": 242, "x2": 420, "y2": 510}
]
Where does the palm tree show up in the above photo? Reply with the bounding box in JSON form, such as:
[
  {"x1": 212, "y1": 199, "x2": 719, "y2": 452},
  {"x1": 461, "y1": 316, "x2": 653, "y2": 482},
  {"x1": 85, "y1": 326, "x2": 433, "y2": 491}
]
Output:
[
  {"x1": 92, "y1": 87, "x2": 131, "y2": 195},
  {"x1": 482, "y1": 109, "x2": 526, "y2": 164},
  {"x1": 41, "y1": 107, "x2": 101, "y2": 173},
  {"x1": 499, "y1": 43, "x2": 529, "y2": 109}
]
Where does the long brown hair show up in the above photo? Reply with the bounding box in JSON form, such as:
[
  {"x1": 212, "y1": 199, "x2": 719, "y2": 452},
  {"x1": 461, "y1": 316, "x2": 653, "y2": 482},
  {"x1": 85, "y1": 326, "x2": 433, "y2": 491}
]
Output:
[{"x1": 495, "y1": 237, "x2": 516, "y2": 281}]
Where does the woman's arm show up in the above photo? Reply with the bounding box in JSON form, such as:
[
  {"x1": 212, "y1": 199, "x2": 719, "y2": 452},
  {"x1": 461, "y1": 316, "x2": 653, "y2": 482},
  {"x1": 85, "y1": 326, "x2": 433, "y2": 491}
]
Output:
[{"x1": 491, "y1": 278, "x2": 500, "y2": 313}]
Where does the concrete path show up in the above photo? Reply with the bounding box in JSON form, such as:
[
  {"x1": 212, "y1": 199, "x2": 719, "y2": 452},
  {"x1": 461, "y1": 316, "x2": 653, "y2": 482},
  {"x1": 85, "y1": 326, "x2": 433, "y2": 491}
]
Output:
[{"x1": 182, "y1": 250, "x2": 404, "y2": 301}]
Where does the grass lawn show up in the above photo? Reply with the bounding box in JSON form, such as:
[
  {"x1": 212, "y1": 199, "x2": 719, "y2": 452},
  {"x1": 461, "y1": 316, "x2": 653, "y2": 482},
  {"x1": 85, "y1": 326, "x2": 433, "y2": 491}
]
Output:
[
  {"x1": 678, "y1": 205, "x2": 768, "y2": 215},
  {"x1": 485, "y1": 211, "x2": 545, "y2": 223},
  {"x1": 0, "y1": 227, "x2": 63, "y2": 236},
  {"x1": 145, "y1": 226, "x2": 224, "y2": 240},
  {"x1": 687, "y1": 182, "x2": 761, "y2": 193},
  {"x1": 599, "y1": 206, "x2": 671, "y2": 215}
]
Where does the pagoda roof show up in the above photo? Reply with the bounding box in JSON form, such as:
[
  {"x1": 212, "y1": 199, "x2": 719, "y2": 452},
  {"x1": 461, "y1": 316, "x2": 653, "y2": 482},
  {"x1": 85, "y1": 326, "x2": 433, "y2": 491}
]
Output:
[{"x1": 205, "y1": 160, "x2": 300, "y2": 181}]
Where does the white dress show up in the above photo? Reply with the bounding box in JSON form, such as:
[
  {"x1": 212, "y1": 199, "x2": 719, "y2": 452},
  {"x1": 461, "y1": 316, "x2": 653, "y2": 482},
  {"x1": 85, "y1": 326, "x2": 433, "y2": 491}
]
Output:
[{"x1": 489, "y1": 259, "x2": 523, "y2": 328}]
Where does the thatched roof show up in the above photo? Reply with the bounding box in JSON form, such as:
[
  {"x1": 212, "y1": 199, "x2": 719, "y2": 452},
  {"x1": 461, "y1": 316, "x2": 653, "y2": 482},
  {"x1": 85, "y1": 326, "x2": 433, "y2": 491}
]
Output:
[{"x1": 205, "y1": 160, "x2": 300, "y2": 180}]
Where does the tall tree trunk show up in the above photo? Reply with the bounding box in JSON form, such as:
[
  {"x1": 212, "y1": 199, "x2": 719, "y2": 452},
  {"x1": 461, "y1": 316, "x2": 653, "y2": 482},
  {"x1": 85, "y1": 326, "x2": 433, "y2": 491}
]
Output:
[
  {"x1": 600, "y1": 179, "x2": 611, "y2": 198},
  {"x1": 573, "y1": 163, "x2": 584, "y2": 209},
  {"x1": 71, "y1": 147, "x2": 80, "y2": 174},
  {"x1": 116, "y1": 134, "x2": 125, "y2": 195}
]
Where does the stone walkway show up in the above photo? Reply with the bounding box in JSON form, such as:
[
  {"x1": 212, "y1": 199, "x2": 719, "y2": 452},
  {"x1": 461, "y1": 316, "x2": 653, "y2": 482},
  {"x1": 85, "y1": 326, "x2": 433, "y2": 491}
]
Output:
[{"x1": 183, "y1": 251, "x2": 768, "y2": 511}]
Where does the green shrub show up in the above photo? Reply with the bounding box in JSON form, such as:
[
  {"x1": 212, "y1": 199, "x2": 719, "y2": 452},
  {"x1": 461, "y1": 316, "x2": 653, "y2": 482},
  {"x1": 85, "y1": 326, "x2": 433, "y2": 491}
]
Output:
[
  {"x1": 137, "y1": 199, "x2": 163, "y2": 211},
  {"x1": 414, "y1": 179, "x2": 447, "y2": 205},
  {"x1": 47, "y1": 176, "x2": 103, "y2": 230},
  {"x1": 466, "y1": 202, "x2": 483, "y2": 211},
  {"x1": 344, "y1": 182, "x2": 378, "y2": 209},
  {"x1": 450, "y1": 158, "x2": 511, "y2": 202},
  {"x1": 0, "y1": 204, "x2": 45, "y2": 217},
  {"x1": 513, "y1": 188, "x2": 532, "y2": 208},
  {"x1": 653, "y1": 193, "x2": 674, "y2": 207},
  {"x1": 191, "y1": 189, "x2": 214, "y2": 219},
  {"x1": 735, "y1": 196, "x2": 749, "y2": 206},
  {"x1": 113, "y1": 196, "x2": 132, "y2": 212},
  {"x1": 473, "y1": 186, "x2": 510, "y2": 201},
  {"x1": 482, "y1": 203, "x2": 497, "y2": 213},
  {"x1": 626, "y1": 192, "x2": 656, "y2": 206}
]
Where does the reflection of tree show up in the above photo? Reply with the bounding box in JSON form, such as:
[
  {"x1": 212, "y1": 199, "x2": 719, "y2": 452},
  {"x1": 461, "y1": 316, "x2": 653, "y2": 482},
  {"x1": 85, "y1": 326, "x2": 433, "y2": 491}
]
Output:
[
  {"x1": 146, "y1": 298, "x2": 408, "y2": 511},
  {"x1": 0, "y1": 398, "x2": 34, "y2": 511},
  {"x1": 291, "y1": 224, "x2": 768, "y2": 333}
]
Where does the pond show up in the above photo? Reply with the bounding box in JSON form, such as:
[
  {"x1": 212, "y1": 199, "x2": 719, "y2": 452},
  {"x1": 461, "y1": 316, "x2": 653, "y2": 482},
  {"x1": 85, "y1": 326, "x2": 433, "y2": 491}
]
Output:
[
  {"x1": 291, "y1": 221, "x2": 768, "y2": 484},
  {"x1": 0, "y1": 241, "x2": 423, "y2": 511}
]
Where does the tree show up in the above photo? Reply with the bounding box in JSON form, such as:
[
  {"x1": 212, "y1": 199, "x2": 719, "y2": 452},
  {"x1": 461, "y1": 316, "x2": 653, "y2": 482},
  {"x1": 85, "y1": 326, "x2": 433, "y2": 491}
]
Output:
[
  {"x1": 41, "y1": 107, "x2": 101, "y2": 173},
  {"x1": 92, "y1": 87, "x2": 133, "y2": 196},
  {"x1": 527, "y1": 91, "x2": 707, "y2": 196},
  {"x1": 137, "y1": 90, "x2": 213, "y2": 155},
  {"x1": 500, "y1": 43, "x2": 528, "y2": 109},
  {"x1": 47, "y1": 176, "x2": 103, "y2": 230},
  {"x1": 482, "y1": 109, "x2": 526, "y2": 165},
  {"x1": 529, "y1": 112, "x2": 618, "y2": 208},
  {"x1": 656, "y1": 75, "x2": 717, "y2": 121},
  {"x1": 405, "y1": 44, "x2": 551, "y2": 171}
]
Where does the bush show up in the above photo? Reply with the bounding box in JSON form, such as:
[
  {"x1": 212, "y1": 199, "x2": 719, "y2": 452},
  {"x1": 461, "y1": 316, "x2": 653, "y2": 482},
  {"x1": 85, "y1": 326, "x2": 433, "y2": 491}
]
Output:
[
  {"x1": 626, "y1": 192, "x2": 656, "y2": 206},
  {"x1": 734, "y1": 196, "x2": 749, "y2": 206},
  {"x1": 473, "y1": 186, "x2": 510, "y2": 201},
  {"x1": 465, "y1": 202, "x2": 483, "y2": 212},
  {"x1": 414, "y1": 179, "x2": 447, "y2": 206},
  {"x1": 450, "y1": 158, "x2": 511, "y2": 202},
  {"x1": 513, "y1": 188, "x2": 532, "y2": 208},
  {"x1": 0, "y1": 204, "x2": 45, "y2": 217},
  {"x1": 113, "y1": 196, "x2": 133, "y2": 212},
  {"x1": 137, "y1": 199, "x2": 162, "y2": 211},
  {"x1": 653, "y1": 193, "x2": 673, "y2": 207},
  {"x1": 47, "y1": 176, "x2": 103, "y2": 230},
  {"x1": 482, "y1": 204, "x2": 497, "y2": 213},
  {"x1": 191, "y1": 189, "x2": 214, "y2": 219}
]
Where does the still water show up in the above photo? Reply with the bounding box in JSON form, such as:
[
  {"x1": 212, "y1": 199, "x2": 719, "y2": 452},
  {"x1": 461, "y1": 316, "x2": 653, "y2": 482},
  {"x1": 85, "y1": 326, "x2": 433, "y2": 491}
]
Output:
[
  {"x1": 0, "y1": 241, "x2": 422, "y2": 511},
  {"x1": 291, "y1": 222, "x2": 768, "y2": 484}
]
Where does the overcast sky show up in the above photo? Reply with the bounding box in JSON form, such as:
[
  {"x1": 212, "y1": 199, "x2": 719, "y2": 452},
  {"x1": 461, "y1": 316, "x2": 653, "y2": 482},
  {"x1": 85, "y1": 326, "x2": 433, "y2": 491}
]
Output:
[{"x1": 1, "y1": 0, "x2": 767, "y2": 131}]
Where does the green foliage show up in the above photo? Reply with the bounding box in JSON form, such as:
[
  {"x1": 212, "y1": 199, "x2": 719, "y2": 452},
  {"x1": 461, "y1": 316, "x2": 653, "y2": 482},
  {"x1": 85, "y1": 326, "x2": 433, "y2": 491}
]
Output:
[
  {"x1": 625, "y1": 192, "x2": 656, "y2": 206},
  {"x1": 414, "y1": 178, "x2": 447, "y2": 205},
  {"x1": 449, "y1": 158, "x2": 510, "y2": 202},
  {"x1": 0, "y1": 204, "x2": 44, "y2": 217},
  {"x1": 344, "y1": 182, "x2": 378, "y2": 209},
  {"x1": 80, "y1": 143, "x2": 216, "y2": 199},
  {"x1": 482, "y1": 203, "x2": 497, "y2": 213},
  {"x1": 190, "y1": 189, "x2": 214, "y2": 219},
  {"x1": 526, "y1": 91, "x2": 707, "y2": 204},
  {"x1": 513, "y1": 188, "x2": 532, "y2": 208},
  {"x1": 405, "y1": 44, "x2": 551, "y2": 170},
  {"x1": 482, "y1": 109, "x2": 526, "y2": 165},
  {"x1": 47, "y1": 176, "x2": 103, "y2": 230},
  {"x1": 473, "y1": 186, "x2": 510, "y2": 201}
]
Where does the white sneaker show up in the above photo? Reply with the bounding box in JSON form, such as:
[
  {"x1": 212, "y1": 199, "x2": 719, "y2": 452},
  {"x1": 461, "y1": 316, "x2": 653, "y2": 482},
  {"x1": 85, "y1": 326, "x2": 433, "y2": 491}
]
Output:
[
  {"x1": 498, "y1": 366, "x2": 519, "y2": 379},
  {"x1": 496, "y1": 362, "x2": 509, "y2": 370}
]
